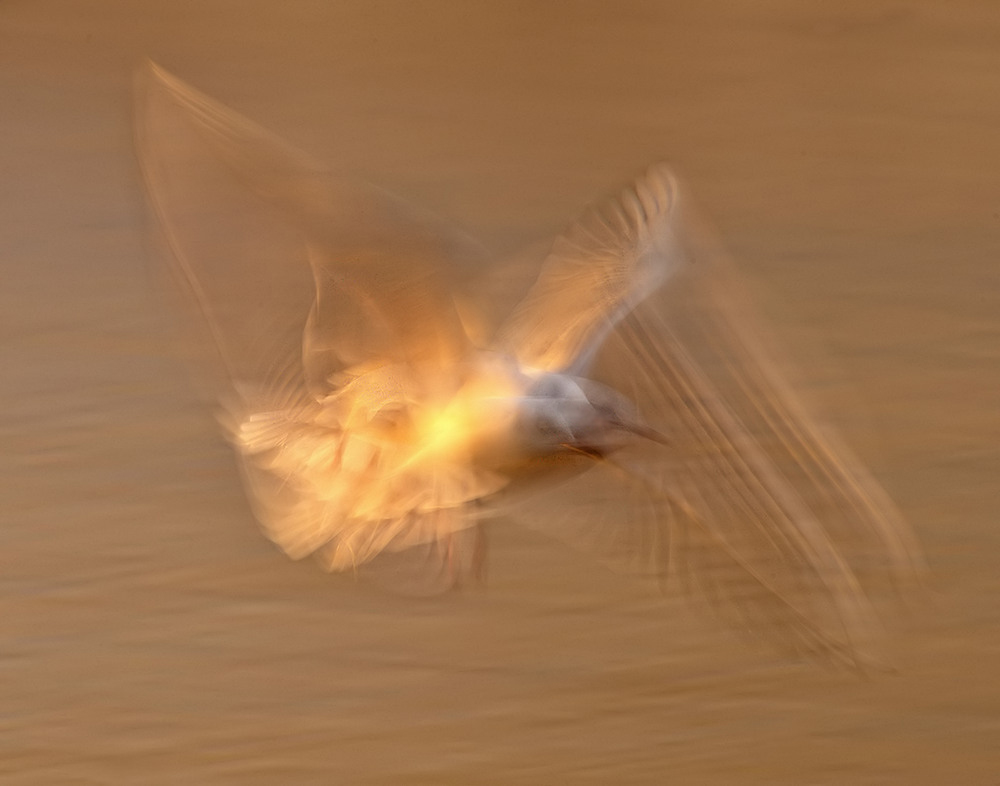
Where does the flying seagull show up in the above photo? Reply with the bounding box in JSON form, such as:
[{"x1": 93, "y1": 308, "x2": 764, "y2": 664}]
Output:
[{"x1": 134, "y1": 63, "x2": 921, "y2": 668}]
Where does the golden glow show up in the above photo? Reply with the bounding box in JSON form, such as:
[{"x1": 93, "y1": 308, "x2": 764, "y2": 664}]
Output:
[
  {"x1": 232, "y1": 360, "x2": 514, "y2": 570},
  {"x1": 416, "y1": 402, "x2": 473, "y2": 459}
]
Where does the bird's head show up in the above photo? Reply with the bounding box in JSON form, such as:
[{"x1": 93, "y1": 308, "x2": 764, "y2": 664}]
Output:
[{"x1": 515, "y1": 372, "x2": 665, "y2": 459}]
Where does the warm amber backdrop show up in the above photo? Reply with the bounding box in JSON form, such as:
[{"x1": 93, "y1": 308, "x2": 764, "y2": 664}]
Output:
[{"x1": 3, "y1": 2, "x2": 998, "y2": 783}]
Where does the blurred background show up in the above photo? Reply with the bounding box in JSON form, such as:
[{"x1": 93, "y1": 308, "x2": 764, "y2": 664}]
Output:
[{"x1": 2, "y1": 1, "x2": 998, "y2": 783}]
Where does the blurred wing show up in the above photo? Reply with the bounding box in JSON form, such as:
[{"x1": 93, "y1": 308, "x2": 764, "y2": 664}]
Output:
[
  {"x1": 496, "y1": 163, "x2": 683, "y2": 373},
  {"x1": 135, "y1": 63, "x2": 491, "y2": 590},
  {"x1": 508, "y1": 173, "x2": 922, "y2": 667},
  {"x1": 134, "y1": 61, "x2": 483, "y2": 398}
]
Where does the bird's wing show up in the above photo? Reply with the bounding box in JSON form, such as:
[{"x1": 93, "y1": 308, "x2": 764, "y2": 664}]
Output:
[
  {"x1": 495, "y1": 163, "x2": 683, "y2": 374},
  {"x1": 135, "y1": 63, "x2": 493, "y2": 591},
  {"x1": 134, "y1": 62, "x2": 484, "y2": 402},
  {"x1": 502, "y1": 169, "x2": 922, "y2": 667}
]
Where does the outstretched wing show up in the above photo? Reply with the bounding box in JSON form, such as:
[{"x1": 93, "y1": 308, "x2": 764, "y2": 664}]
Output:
[
  {"x1": 495, "y1": 163, "x2": 683, "y2": 374},
  {"x1": 134, "y1": 63, "x2": 490, "y2": 589},
  {"x1": 134, "y1": 61, "x2": 483, "y2": 398},
  {"x1": 503, "y1": 167, "x2": 922, "y2": 667}
]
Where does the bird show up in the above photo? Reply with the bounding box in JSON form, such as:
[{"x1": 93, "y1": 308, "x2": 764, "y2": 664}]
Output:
[{"x1": 134, "y1": 62, "x2": 922, "y2": 669}]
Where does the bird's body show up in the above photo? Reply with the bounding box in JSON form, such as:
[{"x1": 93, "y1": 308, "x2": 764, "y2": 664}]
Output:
[
  {"x1": 135, "y1": 62, "x2": 922, "y2": 667},
  {"x1": 230, "y1": 338, "x2": 654, "y2": 573}
]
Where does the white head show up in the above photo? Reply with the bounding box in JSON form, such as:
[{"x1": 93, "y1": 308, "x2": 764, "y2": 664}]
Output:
[{"x1": 513, "y1": 372, "x2": 663, "y2": 458}]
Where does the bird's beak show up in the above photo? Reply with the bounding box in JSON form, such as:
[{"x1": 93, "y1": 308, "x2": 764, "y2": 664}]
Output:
[
  {"x1": 625, "y1": 423, "x2": 670, "y2": 445},
  {"x1": 616, "y1": 418, "x2": 669, "y2": 446}
]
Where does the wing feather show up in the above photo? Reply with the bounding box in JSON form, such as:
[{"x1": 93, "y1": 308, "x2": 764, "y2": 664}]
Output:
[
  {"x1": 134, "y1": 63, "x2": 492, "y2": 590},
  {"x1": 497, "y1": 163, "x2": 683, "y2": 373},
  {"x1": 134, "y1": 61, "x2": 483, "y2": 396},
  {"x1": 505, "y1": 169, "x2": 922, "y2": 667}
]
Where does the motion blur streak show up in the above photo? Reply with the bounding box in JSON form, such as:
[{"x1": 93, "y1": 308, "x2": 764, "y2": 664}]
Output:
[{"x1": 135, "y1": 64, "x2": 921, "y2": 669}]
